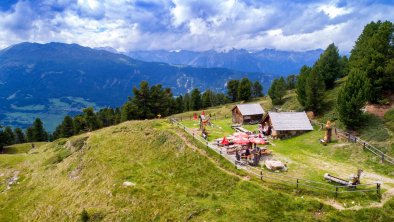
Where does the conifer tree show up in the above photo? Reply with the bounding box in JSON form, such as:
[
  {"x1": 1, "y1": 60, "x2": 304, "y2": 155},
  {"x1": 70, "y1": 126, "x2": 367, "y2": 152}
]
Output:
[
  {"x1": 83, "y1": 107, "x2": 101, "y2": 131},
  {"x1": 227, "y1": 80, "x2": 239, "y2": 102},
  {"x1": 314, "y1": 43, "x2": 341, "y2": 89},
  {"x1": 26, "y1": 127, "x2": 34, "y2": 142},
  {"x1": 4, "y1": 126, "x2": 15, "y2": 145},
  {"x1": 14, "y1": 128, "x2": 26, "y2": 144},
  {"x1": 268, "y1": 77, "x2": 286, "y2": 105},
  {"x1": 349, "y1": 21, "x2": 394, "y2": 102},
  {"x1": 237, "y1": 77, "x2": 252, "y2": 101},
  {"x1": 190, "y1": 88, "x2": 202, "y2": 110},
  {"x1": 60, "y1": 116, "x2": 75, "y2": 138},
  {"x1": 305, "y1": 68, "x2": 325, "y2": 113},
  {"x1": 337, "y1": 69, "x2": 371, "y2": 128},
  {"x1": 296, "y1": 65, "x2": 312, "y2": 107},
  {"x1": 252, "y1": 81, "x2": 264, "y2": 98},
  {"x1": 32, "y1": 118, "x2": 47, "y2": 142}
]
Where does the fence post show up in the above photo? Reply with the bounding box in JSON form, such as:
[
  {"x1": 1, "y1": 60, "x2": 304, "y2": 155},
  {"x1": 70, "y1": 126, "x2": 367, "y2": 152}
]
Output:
[
  {"x1": 363, "y1": 142, "x2": 366, "y2": 150},
  {"x1": 348, "y1": 133, "x2": 351, "y2": 142},
  {"x1": 354, "y1": 137, "x2": 357, "y2": 143},
  {"x1": 382, "y1": 153, "x2": 385, "y2": 163},
  {"x1": 193, "y1": 132, "x2": 195, "y2": 140},
  {"x1": 260, "y1": 170, "x2": 263, "y2": 180},
  {"x1": 206, "y1": 141, "x2": 208, "y2": 148},
  {"x1": 335, "y1": 187, "x2": 338, "y2": 198},
  {"x1": 296, "y1": 179, "x2": 299, "y2": 189},
  {"x1": 377, "y1": 183, "x2": 381, "y2": 195}
]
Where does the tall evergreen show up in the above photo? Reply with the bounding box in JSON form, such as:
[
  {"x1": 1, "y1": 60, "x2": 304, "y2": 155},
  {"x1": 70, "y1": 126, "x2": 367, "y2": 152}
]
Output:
[
  {"x1": 339, "y1": 55, "x2": 349, "y2": 78},
  {"x1": 202, "y1": 90, "x2": 213, "y2": 108},
  {"x1": 227, "y1": 80, "x2": 239, "y2": 102},
  {"x1": 4, "y1": 126, "x2": 15, "y2": 145},
  {"x1": 183, "y1": 93, "x2": 191, "y2": 111},
  {"x1": 0, "y1": 126, "x2": 4, "y2": 152},
  {"x1": 175, "y1": 95, "x2": 184, "y2": 114},
  {"x1": 61, "y1": 116, "x2": 75, "y2": 138},
  {"x1": 73, "y1": 115, "x2": 87, "y2": 134},
  {"x1": 26, "y1": 127, "x2": 34, "y2": 142},
  {"x1": 190, "y1": 88, "x2": 202, "y2": 110},
  {"x1": 268, "y1": 77, "x2": 286, "y2": 105},
  {"x1": 237, "y1": 77, "x2": 252, "y2": 101},
  {"x1": 252, "y1": 81, "x2": 264, "y2": 98},
  {"x1": 349, "y1": 21, "x2": 394, "y2": 102},
  {"x1": 32, "y1": 118, "x2": 47, "y2": 142},
  {"x1": 314, "y1": 43, "x2": 341, "y2": 89},
  {"x1": 83, "y1": 107, "x2": 101, "y2": 131},
  {"x1": 337, "y1": 69, "x2": 371, "y2": 128},
  {"x1": 14, "y1": 128, "x2": 26, "y2": 144},
  {"x1": 296, "y1": 65, "x2": 312, "y2": 107},
  {"x1": 304, "y1": 68, "x2": 325, "y2": 113},
  {"x1": 285, "y1": 75, "x2": 297, "y2": 90}
]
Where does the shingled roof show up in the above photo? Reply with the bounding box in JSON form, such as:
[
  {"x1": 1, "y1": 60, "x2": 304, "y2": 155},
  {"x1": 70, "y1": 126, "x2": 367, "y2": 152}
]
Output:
[
  {"x1": 233, "y1": 103, "x2": 265, "y2": 116},
  {"x1": 268, "y1": 112, "x2": 313, "y2": 131}
]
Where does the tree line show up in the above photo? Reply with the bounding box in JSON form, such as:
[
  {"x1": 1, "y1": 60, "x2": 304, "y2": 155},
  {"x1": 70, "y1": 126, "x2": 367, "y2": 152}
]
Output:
[
  {"x1": 267, "y1": 20, "x2": 393, "y2": 129},
  {"x1": 1, "y1": 77, "x2": 264, "y2": 148}
]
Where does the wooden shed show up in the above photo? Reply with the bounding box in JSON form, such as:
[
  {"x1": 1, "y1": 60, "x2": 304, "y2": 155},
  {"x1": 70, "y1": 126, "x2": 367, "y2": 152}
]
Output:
[
  {"x1": 232, "y1": 103, "x2": 265, "y2": 125},
  {"x1": 261, "y1": 112, "x2": 313, "y2": 139}
]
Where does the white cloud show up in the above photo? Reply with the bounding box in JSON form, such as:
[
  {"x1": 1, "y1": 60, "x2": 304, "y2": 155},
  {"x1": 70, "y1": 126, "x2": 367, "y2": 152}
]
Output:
[{"x1": 0, "y1": 0, "x2": 393, "y2": 52}]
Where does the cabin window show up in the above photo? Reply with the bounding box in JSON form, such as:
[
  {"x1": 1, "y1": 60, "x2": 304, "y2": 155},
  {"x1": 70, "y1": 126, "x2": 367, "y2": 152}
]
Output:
[{"x1": 244, "y1": 116, "x2": 251, "y2": 120}]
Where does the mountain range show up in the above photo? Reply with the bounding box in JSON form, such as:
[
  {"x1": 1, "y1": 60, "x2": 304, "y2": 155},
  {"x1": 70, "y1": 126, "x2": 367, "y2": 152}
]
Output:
[
  {"x1": 126, "y1": 48, "x2": 324, "y2": 75},
  {"x1": 0, "y1": 42, "x2": 279, "y2": 131}
]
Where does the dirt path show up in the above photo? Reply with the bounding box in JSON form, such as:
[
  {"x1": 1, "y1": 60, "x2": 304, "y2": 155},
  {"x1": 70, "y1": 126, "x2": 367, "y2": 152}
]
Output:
[
  {"x1": 172, "y1": 129, "x2": 249, "y2": 181},
  {"x1": 172, "y1": 126, "x2": 394, "y2": 211}
]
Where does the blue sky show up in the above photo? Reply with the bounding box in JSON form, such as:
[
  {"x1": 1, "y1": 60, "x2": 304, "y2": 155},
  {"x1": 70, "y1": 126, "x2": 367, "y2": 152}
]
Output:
[{"x1": 0, "y1": 0, "x2": 393, "y2": 53}]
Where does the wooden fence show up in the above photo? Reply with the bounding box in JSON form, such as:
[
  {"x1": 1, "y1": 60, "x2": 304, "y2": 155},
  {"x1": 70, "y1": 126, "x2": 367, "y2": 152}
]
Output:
[
  {"x1": 170, "y1": 118, "x2": 381, "y2": 198},
  {"x1": 313, "y1": 120, "x2": 394, "y2": 165}
]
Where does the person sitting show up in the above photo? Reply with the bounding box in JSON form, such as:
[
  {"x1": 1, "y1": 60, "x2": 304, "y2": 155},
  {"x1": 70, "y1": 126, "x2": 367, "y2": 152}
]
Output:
[{"x1": 245, "y1": 147, "x2": 251, "y2": 160}]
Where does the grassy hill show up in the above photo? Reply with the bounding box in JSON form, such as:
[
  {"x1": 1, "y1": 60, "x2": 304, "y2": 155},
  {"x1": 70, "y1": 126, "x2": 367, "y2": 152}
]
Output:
[
  {"x1": 1, "y1": 119, "x2": 394, "y2": 221},
  {"x1": 1, "y1": 78, "x2": 394, "y2": 221}
]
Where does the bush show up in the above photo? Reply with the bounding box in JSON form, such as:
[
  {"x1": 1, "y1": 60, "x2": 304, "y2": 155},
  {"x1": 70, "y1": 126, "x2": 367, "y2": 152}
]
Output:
[{"x1": 80, "y1": 209, "x2": 89, "y2": 222}]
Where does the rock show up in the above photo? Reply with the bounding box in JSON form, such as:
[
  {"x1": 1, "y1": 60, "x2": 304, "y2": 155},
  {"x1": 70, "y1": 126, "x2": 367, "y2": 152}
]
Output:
[{"x1": 123, "y1": 181, "x2": 135, "y2": 187}]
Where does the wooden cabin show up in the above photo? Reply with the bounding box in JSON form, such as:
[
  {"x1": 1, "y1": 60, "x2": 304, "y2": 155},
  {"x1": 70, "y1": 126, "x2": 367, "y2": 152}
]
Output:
[
  {"x1": 261, "y1": 112, "x2": 313, "y2": 139},
  {"x1": 232, "y1": 104, "x2": 265, "y2": 124}
]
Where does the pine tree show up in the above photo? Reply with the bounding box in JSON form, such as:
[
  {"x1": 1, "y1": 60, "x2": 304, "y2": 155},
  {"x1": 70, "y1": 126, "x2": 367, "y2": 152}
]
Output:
[
  {"x1": 190, "y1": 88, "x2": 202, "y2": 110},
  {"x1": 73, "y1": 115, "x2": 86, "y2": 134},
  {"x1": 32, "y1": 118, "x2": 47, "y2": 142},
  {"x1": 26, "y1": 127, "x2": 34, "y2": 142},
  {"x1": 314, "y1": 43, "x2": 341, "y2": 89},
  {"x1": 183, "y1": 93, "x2": 191, "y2": 111},
  {"x1": 349, "y1": 21, "x2": 394, "y2": 102},
  {"x1": 252, "y1": 81, "x2": 264, "y2": 98},
  {"x1": 227, "y1": 80, "x2": 239, "y2": 102},
  {"x1": 237, "y1": 78, "x2": 252, "y2": 101},
  {"x1": 305, "y1": 68, "x2": 325, "y2": 113},
  {"x1": 268, "y1": 77, "x2": 286, "y2": 105},
  {"x1": 286, "y1": 75, "x2": 297, "y2": 89},
  {"x1": 14, "y1": 128, "x2": 26, "y2": 144},
  {"x1": 4, "y1": 126, "x2": 15, "y2": 145},
  {"x1": 337, "y1": 69, "x2": 371, "y2": 128},
  {"x1": 296, "y1": 65, "x2": 312, "y2": 106},
  {"x1": 202, "y1": 90, "x2": 213, "y2": 108},
  {"x1": 83, "y1": 107, "x2": 101, "y2": 131},
  {"x1": 0, "y1": 126, "x2": 5, "y2": 152},
  {"x1": 339, "y1": 55, "x2": 349, "y2": 77},
  {"x1": 175, "y1": 95, "x2": 184, "y2": 114},
  {"x1": 61, "y1": 116, "x2": 75, "y2": 138},
  {"x1": 132, "y1": 81, "x2": 152, "y2": 119}
]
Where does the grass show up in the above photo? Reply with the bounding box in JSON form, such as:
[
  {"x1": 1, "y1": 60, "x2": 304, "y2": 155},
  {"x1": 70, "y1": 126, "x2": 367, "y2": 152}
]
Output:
[
  {"x1": 0, "y1": 120, "x2": 336, "y2": 221},
  {"x1": 1, "y1": 119, "x2": 394, "y2": 221}
]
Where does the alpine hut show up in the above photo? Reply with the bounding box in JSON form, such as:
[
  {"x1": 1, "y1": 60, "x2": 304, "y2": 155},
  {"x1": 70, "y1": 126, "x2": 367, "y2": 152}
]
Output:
[
  {"x1": 232, "y1": 103, "x2": 265, "y2": 124},
  {"x1": 261, "y1": 112, "x2": 313, "y2": 139}
]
